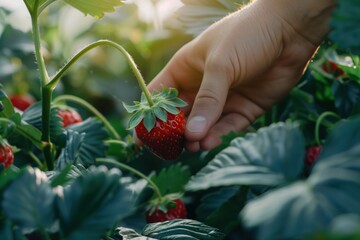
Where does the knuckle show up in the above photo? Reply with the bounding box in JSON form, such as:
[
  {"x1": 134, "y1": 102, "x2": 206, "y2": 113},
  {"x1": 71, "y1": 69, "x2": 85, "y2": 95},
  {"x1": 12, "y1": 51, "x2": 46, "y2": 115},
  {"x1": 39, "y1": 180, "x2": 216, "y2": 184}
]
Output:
[{"x1": 196, "y1": 87, "x2": 222, "y2": 107}]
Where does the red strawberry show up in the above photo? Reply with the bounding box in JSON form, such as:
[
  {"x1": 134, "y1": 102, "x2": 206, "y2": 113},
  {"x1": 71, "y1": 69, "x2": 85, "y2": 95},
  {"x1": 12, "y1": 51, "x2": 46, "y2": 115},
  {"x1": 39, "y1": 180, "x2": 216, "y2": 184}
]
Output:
[
  {"x1": 146, "y1": 199, "x2": 187, "y2": 223},
  {"x1": 321, "y1": 61, "x2": 345, "y2": 78},
  {"x1": 304, "y1": 145, "x2": 322, "y2": 176},
  {"x1": 9, "y1": 94, "x2": 35, "y2": 111},
  {"x1": 305, "y1": 145, "x2": 322, "y2": 166},
  {"x1": 123, "y1": 86, "x2": 188, "y2": 160},
  {"x1": 57, "y1": 108, "x2": 82, "y2": 128},
  {"x1": 135, "y1": 110, "x2": 186, "y2": 160},
  {"x1": 0, "y1": 140, "x2": 14, "y2": 168}
]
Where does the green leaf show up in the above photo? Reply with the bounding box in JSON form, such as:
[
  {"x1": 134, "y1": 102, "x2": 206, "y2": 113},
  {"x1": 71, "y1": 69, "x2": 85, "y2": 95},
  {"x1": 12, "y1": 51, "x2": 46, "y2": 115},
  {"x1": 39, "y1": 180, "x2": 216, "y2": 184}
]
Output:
[
  {"x1": 0, "y1": 167, "x2": 23, "y2": 197},
  {"x1": 186, "y1": 122, "x2": 305, "y2": 191},
  {"x1": 128, "y1": 110, "x2": 144, "y2": 130},
  {"x1": 0, "y1": 220, "x2": 28, "y2": 240},
  {"x1": 205, "y1": 186, "x2": 248, "y2": 233},
  {"x1": 0, "y1": 221, "x2": 13, "y2": 240},
  {"x1": 159, "y1": 102, "x2": 179, "y2": 115},
  {"x1": 49, "y1": 164, "x2": 73, "y2": 187},
  {"x1": 142, "y1": 219, "x2": 225, "y2": 240},
  {"x1": 144, "y1": 111, "x2": 156, "y2": 133},
  {"x1": 168, "y1": 98, "x2": 188, "y2": 108},
  {"x1": 329, "y1": 0, "x2": 360, "y2": 54},
  {"x1": 2, "y1": 167, "x2": 56, "y2": 230},
  {"x1": 57, "y1": 166, "x2": 134, "y2": 240},
  {"x1": 332, "y1": 81, "x2": 360, "y2": 117},
  {"x1": 11, "y1": 116, "x2": 42, "y2": 149},
  {"x1": 22, "y1": 102, "x2": 64, "y2": 143},
  {"x1": 196, "y1": 187, "x2": 239, "y2": 221},
  {"x1": 151, "y1": 163, "x2": 191, "y2": 196},
  {"x1": 55, "y1": 130, "x2": 84, "y2": 171},
  {"x1": 117, "y1": 227, "x2": 156, "y2": 240},
  {"x1": 49, "y1": 164, "x2": 88, "y2": 186},
  {"x1": 68, "y1": 118, "x2": 109, "y2": 167},
  {"x1": 315, "y1": 118, "x2": 360, "y2": 162},
  {"x1": 123, "y1": 102, "x2": 141, "y2": 113},
  {"x1": 0, "y1": 86, "x2": 15, "y2": 118},
  {"x1": 153, "y1": 107, "x2": 167, "y2": 122},
  {"x1": 330, "y1": 214, "x2": 360, "y2": 236},
  {"x1": 64, "y1": 0, "x2": 123, "y2": 19},
  {"x1": 240, "y1": 118, "x2": 360, "y2": 239}
]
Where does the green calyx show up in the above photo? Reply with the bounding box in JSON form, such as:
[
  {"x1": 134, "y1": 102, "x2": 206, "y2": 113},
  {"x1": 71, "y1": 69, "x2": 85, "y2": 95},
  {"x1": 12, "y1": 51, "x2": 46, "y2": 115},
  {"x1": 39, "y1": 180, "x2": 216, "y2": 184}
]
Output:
[
  {"x1": 123, "y1": 86, "x2": 187, "y2": 132},
  {"x1": 147, "y1": 193, "x2": 183, "y2": 215}
]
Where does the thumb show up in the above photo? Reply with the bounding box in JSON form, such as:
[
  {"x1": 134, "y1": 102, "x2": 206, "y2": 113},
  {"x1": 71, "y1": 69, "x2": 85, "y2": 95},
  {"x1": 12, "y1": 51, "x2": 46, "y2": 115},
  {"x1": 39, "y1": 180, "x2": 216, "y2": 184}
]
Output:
[{"x1": 185, "y1": 68, "x2": 229, "y2": 142}]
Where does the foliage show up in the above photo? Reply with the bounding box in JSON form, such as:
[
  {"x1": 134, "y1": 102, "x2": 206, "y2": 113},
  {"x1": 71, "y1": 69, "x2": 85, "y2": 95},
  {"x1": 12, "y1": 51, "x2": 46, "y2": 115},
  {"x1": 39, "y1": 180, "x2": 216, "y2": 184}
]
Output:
[
  {"x1": 329, "y1": 0, "x2": 360, "y2": 55},
  {"x1": 0, "y1": 0, "x2": 360, "y2": 240}
]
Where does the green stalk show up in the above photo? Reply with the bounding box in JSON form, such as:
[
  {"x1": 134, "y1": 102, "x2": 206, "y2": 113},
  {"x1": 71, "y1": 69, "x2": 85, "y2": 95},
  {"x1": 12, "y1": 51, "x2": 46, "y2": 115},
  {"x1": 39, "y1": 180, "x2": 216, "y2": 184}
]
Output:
[
  {"x1": 47, "y1": 40, "x2": 154, "y2": 106},
  {"x1": 41, "y1": 87, "x2": 54, "y2": 170},
  {"x1": 31, "y1": 2, "x2": 53, "y2": 170},
  {"x1": 53, "y1": 95, "x2": 121, "y2": 140},
  {"x1": 31, "y1": 6, "x2": 49, "y2": 86},
  {"x1": 96, "y1": 158, "x2": 163, "y2": 201},
  {"x1": 105, "y1": 139, "x2": 127, "y2": 147},
  {"x1": 0, "y1": 119, "x2": 42, "y2": 147},
  {"x1": 315, "y1": 111, "x2": 341, "y2": 145},
  {"x1": 27, "y1": 151, "x2": 45, "y2": 170},
  {"x1": 38, "y1": 0, "x2": 57, "y2": 14}
]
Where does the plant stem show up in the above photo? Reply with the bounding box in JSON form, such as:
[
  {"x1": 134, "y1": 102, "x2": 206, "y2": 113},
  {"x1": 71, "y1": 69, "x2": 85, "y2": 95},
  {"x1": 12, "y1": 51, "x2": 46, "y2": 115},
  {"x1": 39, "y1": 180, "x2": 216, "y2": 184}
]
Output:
[
  {"x1": 53, "y1": 95, "x2": 121, "y2": 140},
  {"x1": 315, "y1": 111, "x2": 341, "y2": 145},
  {"x1": 38, "y1": 0, "x2": 57, "y2": 14},
  {"x1": 28, "y1": 151, "x2": 44, "y2": 170},
  {"x1": 31, "y1": 10, "x2": 49, "y2": 86},
  {"x1": 31, "y1": 5, "x2": 54, "y2": 170},
  {"x1": 41, "y1": 87, "x2": 54, "y2": 170},
  {"x1": 0, "y1": 109, "x2": 43, "y2": 148},
  {"x1": 47, "y1": 39, "x2": 154, "y2": 106},
  {"x1": 105, "y1": 139, "x2": 127, "y2": 147},
  {"x1": 96, "y1": 158, "x2": 163, "y2": 200}
]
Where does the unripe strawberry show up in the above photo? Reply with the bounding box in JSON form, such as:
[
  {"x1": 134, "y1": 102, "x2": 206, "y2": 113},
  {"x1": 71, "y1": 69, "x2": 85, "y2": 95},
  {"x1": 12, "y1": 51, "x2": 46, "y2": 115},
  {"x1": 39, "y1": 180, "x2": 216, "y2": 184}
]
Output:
[
  {"x1": 146, "y1": 199, "x2": 187, "y2": 223},
  {"x1": 57, "y1": 108, "x2": 82, "y2": 128},
  {"x1": 9, "y1": 94, "x2": 35, "y2": 111},
  {"x1": 0, "y1": 140, "x2": 14, "y2": 168}
]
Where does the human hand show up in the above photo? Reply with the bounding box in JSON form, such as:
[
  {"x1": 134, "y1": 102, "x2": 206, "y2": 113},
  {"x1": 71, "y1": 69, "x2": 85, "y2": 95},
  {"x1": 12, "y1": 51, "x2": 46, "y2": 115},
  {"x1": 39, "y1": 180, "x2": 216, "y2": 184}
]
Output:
[{"x1": 147, "y1": 0, "x2": 336, "y2": 152}]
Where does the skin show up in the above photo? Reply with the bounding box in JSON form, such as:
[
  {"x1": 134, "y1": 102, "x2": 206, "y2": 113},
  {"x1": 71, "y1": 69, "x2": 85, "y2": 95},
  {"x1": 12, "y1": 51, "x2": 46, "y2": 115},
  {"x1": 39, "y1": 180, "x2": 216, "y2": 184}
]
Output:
[{"x1": 147, "y1": 0, "x2": 337, "y2": 152}]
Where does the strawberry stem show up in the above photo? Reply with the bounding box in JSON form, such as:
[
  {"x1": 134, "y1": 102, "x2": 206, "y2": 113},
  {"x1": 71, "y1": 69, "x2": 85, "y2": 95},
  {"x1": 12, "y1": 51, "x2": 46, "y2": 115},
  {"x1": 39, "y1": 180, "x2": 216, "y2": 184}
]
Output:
[
  {"x1": 30, "y1": 5, "x2": 54, "y2": 170},
  {"x1": 96, "y1": 158, "x2": 163, "y2": 200},
  {"x1": 53, "y1": 94, "x2": 121, "y2": 140},
  {"x1": 47, "y1": 40, "x2": 154, "y2": 106},
  {"x1": 105, "y1": 139, "x2": 127, "y2": 147},
  {"x1": 314, "y1": 111, "x2": 341, "y2": 145},
  {"x1": 27, "y1": 151, "x2": 45, "y2": 170}
]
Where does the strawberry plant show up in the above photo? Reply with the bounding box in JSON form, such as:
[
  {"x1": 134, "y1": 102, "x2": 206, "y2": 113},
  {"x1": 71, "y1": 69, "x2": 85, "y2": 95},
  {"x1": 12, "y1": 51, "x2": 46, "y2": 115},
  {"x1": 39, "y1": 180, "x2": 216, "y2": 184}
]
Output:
[
  {"x1": 1, "y1": 0, "x2": 360, "y2": 240},
  {"x1": 0, "y1": 0, "x2": 221, "y2": 239}
]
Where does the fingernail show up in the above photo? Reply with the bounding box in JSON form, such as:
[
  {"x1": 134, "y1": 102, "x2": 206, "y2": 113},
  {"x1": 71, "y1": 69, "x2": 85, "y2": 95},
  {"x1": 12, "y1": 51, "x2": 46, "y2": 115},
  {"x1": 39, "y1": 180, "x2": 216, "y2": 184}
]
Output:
[{"x1": 187, "y1": 116, "x2": 207, "y2": 133}]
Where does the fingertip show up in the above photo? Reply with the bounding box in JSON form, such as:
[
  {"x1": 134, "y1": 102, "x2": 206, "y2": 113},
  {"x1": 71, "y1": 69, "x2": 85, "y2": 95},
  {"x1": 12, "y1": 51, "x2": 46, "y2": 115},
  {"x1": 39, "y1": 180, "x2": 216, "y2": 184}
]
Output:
[
  {"x1": 185, "y1": 116, "x2": 208, "y2": 141},
  {"x1": 133, "y1": 132, "x2": 143, "y2": 146},
  {"x1": 185, "y1": 141, "x2": 201, "y2": 153}
]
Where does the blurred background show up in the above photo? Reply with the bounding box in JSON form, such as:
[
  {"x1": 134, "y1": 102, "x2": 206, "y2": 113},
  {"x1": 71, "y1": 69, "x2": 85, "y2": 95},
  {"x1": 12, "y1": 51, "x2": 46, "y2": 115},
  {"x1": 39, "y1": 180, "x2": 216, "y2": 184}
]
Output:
[
  {"x1": 0, "y1": 0, "x2": 243, "y2": 153},
  {"x1": 0, "y1": 0, "x2": 193, "y2": 124}
]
